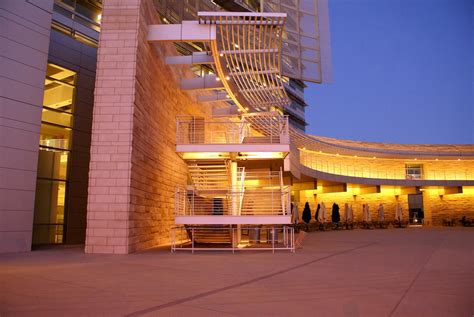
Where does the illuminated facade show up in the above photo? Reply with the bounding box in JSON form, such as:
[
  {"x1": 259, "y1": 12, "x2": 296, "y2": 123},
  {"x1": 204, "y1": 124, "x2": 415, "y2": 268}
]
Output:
[{"x1": 0, "y1": 0, "x2": 473, "y2": 254}]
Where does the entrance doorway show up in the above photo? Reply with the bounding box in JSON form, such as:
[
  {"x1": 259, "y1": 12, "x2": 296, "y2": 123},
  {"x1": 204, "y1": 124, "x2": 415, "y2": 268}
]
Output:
[{"x1": 408, "y1": 193, "x2": 424, "y2": 225}]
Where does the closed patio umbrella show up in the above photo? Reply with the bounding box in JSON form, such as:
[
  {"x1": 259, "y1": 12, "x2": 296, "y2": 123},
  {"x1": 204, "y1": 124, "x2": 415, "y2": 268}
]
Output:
[
  {"x1": 331, "y1": 203, "x2": 341, "y2": 223},
  {"x1": 320, "y1": 202, "x2": 327, "y2": 223},
  {"x1": 344, "y1": 203, "x2": 350, "y2": 221},
  {"x1": 291, "y1": 202, "x2": 299, "y2": 224},
  {"x1": 302, "y1": 202, "x2": 312, "y2": 224},
  {"x1": 378, "y1": 204, "x2": 385, "y2": 221},
  {"x1": 395, "y1": 203, "x2": 403, "y2": 221},
  {"x1": 366, "y1": 204, "x2": 371, "y2": 222},
  {"x1": 349, "y1": 205, "x2": 354, "y2": 222}
]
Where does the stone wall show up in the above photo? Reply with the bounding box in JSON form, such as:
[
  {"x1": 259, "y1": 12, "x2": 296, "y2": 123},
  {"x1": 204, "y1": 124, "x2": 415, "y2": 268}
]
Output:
[
  {"x1": 295, "y1": 186, "x2": 474, "y2": 226},
  {"x1": 127, "y1": 0, "x2": 212, "y2": 252},
  {"x1": 86, "y1": 0, "x2": 211, "y2": 254},
  {"x1": 423, "y1": 187, "x2": 474, "y2": 226}
]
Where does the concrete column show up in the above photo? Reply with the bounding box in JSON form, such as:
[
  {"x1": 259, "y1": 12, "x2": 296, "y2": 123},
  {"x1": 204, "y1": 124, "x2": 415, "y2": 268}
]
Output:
[{"x1": 85, "y1": 0, "x2": 211, "y2": 254}]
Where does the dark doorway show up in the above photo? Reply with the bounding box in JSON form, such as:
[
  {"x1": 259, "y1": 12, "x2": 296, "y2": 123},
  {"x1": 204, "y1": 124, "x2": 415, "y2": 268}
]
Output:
[{"x1": 408, "y1": 193, "x2": 424, "y2": 225}]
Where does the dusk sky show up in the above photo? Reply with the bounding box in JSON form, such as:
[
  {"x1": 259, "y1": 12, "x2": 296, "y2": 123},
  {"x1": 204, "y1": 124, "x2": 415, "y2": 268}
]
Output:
[{"x1": 305, "y1": 0, "x2": 473, "y2": 144}]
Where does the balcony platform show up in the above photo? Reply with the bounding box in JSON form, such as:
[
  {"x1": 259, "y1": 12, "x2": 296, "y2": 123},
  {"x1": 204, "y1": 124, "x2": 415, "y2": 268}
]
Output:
[
  {"x1": 175, "y1": 215, "x2": 292, "y2": 225},
  {"x1": 177, "y1": 143, "x2": 289, "y2": 160}
]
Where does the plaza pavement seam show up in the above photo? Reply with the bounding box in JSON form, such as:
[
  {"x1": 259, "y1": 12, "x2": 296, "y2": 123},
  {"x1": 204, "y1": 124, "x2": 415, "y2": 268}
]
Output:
[
  {"x1": 388, "y1": 232, "x2": 447, "y2": 316},
  {"x1": 125, "y1": 242, "x2": 376, "y2": 316}
]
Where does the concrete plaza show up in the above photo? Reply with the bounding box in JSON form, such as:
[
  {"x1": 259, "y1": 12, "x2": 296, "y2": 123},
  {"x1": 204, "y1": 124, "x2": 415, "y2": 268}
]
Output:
[{"x1": 1, "y1": 228, "x2": 472, "y2": 316}]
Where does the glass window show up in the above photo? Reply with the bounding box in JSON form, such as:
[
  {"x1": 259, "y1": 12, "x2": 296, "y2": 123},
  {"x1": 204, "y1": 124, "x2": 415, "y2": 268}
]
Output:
[
  {"x1": 300, "y1": 36, "x2": 319, "y2": 48},
  {"x1": 405, "y1": 164, "x2": 423, "y2": 179},
  {"x1": 39, "y1": 124, "x2": 72, "y2": 150},
  {"x1": 32, "y1": 180, "x2": 66, "y2": 244},
  {"x1": 37, "y1": 149, "x2": 69, "y2": 180},
  {"x1": 33, "y1": 63, "x2": 77, "y2": 246},
  {"x1": 299, "y1": 0, "x2": 316, "y2": 12},
  {"x1": 44, "y1": 64, "x2": 76, "y2": 112},
  {"x1": 301, "y1": 60, "x2": 320, "y2": 81},
  {"x1": 301, "y1": 48, "x2": 319, "y2": 61},
  {"x1": 41, "y1": 108, "x2": 73, "y2": 127},
  {"x1": 299, "y1": 13, "x2": 317, "y2": 36}
]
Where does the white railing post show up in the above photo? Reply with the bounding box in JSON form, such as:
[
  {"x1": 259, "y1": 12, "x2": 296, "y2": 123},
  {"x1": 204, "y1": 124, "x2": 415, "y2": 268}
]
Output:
[
  {"x1": 272, "y1": 227, "x2": 275, "y2": 254},
  {"x1": 191, "y1": 228, "x2": 195, "y2": 254}
]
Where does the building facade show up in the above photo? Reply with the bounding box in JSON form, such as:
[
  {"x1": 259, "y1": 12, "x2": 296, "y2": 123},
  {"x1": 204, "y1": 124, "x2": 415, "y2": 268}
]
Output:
[{"x1": 0, "y1": 0, "x2": 473, "y2": 254}]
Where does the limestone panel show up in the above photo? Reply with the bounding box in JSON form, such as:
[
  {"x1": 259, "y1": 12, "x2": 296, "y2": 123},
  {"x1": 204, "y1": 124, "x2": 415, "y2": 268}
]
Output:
[{"x1": 0, "y1": 0, "x2": 53, "y2": 253}]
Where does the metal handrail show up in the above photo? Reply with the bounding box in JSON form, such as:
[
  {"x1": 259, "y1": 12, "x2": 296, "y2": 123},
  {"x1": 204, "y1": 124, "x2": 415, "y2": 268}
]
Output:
[
  {"x1": 176, "y1": 113, "x2": 289, "y2": 145},
  {"x1": 175, "y1": 185, "x2": 291, "y2": 217},
  {"x1": 170, "y1": 225, "x2": 295, "y2": 253}
]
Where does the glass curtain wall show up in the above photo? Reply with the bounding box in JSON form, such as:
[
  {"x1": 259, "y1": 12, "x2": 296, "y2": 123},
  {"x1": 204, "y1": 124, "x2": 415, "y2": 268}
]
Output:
[
  {"x1": 33, "y1": 64, "x2": 77, "y2": 245},
  {"x1": 52, "y1": 0, "x2": 103, "y2": 47}
]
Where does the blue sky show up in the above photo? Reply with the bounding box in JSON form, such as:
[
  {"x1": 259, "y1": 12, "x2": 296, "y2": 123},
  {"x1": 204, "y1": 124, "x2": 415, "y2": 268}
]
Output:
[{"x1": 305, "y1": 0, "x2": 473, "y2": 144}]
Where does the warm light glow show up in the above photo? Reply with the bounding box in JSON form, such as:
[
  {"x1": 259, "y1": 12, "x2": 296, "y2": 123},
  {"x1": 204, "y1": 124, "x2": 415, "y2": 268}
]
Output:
[
  {"x1": 245, "y1": 180, "x2": 260, "y2": 186},
  {"x1": 462, "y1": 186, "x2": 474, "y2": 195},
  {"x1": 238, "y1": 152, "x2": 286, "y2": 159},
  {"x1": 216, "y1": 77, "x2": 221, "y2": 81},
  {"x1": 234, "y1": 43, "x2": 239, "y2": 48},
  {"x1": 181, "y1": 152, "x2": 229, "y2": 160},
  {"x1": 225, "y1": 76, "x2": 230, "y2": 80}
]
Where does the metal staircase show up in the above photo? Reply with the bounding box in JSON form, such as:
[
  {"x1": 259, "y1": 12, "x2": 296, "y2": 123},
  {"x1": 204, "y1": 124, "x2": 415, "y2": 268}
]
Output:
[
  {"x1": 187, "y1": 163, "x2": 230, "y2": 192},
  {"x1": 185, "y1": 225, "x2": 232, "y2": 244}
]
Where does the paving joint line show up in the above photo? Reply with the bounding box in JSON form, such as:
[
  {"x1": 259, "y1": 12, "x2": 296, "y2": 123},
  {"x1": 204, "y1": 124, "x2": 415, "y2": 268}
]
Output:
[
  {"x1": 125, "y1": 242, "x2": 376, "y2": 317},
  {"x1": 388, "y1": 234, "x2": 447, "y2": 316}
]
